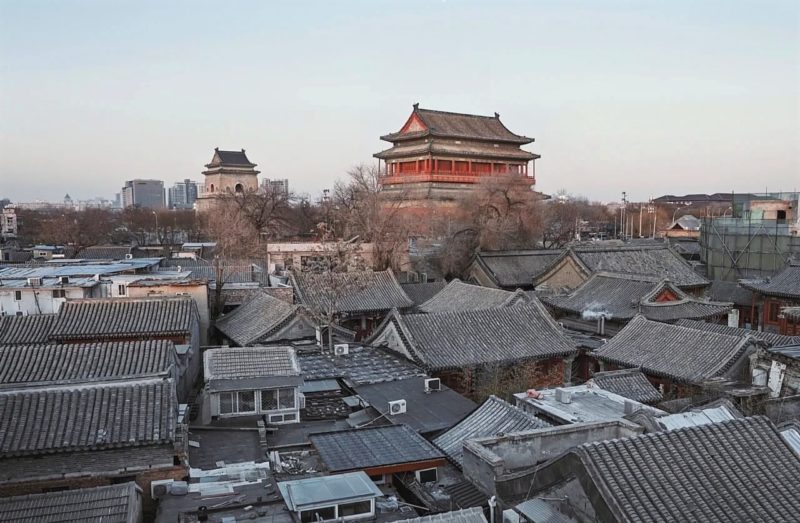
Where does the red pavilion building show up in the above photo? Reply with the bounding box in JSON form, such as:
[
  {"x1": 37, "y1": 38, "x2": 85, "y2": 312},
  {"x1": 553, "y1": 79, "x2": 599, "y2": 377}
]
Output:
[{"x1": 374, "y1": 104, "x2": 539, "y2": 203}]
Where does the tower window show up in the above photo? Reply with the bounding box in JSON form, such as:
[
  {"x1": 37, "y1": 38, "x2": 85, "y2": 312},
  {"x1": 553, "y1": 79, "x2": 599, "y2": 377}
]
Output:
[
  {"x1": 209, "y1": 184, "x2": 215, "y2": 193},
  {"x1": 235, "y1": 183, "x2": 244, "y2": 193}
]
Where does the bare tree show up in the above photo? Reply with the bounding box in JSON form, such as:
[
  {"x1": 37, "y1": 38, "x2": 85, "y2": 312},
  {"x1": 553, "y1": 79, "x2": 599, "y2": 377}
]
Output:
[
  {"x1": 298, "y1": 223, "x2": 369, "y2": 352},
  {"x1": 332, "y1": 164, "x2": 410, "y2": 271}
]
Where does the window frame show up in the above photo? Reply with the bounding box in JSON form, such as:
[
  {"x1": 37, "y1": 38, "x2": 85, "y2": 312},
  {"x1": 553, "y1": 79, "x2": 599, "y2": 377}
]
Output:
[{"x1": 14, "y1": 290, "x2": 22, "y2": 301}]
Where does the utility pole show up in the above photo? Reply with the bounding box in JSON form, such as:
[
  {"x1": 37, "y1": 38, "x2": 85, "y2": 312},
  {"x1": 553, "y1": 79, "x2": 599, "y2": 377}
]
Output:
[{"x1": 639, "y1": 204, "x2": 643, "y2": 239}]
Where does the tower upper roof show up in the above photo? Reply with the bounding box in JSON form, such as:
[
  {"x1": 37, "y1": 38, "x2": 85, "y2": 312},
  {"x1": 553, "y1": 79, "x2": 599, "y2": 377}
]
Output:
[
  {"x1": 380, "y1": 104, "x2": 534, "y2": 145},
  {"x1": 206, "y1": 148, "x2": 257, "y2": 168}
]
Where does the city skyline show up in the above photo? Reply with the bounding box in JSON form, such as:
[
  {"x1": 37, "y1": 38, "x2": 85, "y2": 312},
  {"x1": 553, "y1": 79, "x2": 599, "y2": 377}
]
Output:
[{"x1": 1, "y1": 1, "x2": 798, "y2": 203}]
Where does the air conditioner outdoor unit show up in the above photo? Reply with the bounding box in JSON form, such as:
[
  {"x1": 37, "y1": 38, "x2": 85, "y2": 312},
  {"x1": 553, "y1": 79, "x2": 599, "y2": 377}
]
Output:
[
  {"x1": 27, "y1": 277, "x2": 42, "y2": 286},
  {"x1": 334, "y1": 343, "x2": 349, "y2": 356},
  {"x1": 59, "y1": 276, "x2": 69, "y2": 285},
  {"x1": 125, "y1": 253, "x2": 134, "y2": 260},
  {"x1": 424, "y1": 378, "x2": 441, "y2": 393},
  {"x1": 388, "y1": 399, "x2": 407, "y2": 415},
  {"x1": 151, "y1": 479, "x2": 175, "y2": 499}
]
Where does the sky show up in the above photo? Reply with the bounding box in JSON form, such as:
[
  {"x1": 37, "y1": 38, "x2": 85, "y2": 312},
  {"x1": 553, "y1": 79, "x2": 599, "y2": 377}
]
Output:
[{"x1": 1, "y1": 0, "x2": 798, "y2": 203}]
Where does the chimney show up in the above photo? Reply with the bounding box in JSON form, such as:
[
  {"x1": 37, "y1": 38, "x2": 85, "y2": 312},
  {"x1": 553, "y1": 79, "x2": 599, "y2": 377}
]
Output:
[
  {"x1": 555, "y1": 388, "x2": 572, "y2": 404},
  {"x1": 624, "y1": 400, "x2": 642, "y2": 415}
]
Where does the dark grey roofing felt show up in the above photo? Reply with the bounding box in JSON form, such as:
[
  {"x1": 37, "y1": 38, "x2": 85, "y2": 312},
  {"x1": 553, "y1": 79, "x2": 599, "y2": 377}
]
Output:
[
  {"x1": 571, "y1": 245, "x2": 709, "y2": 287},
  {"x1": 0, "y1": 314, "x2": 55, "y2": 345},
  {"x1": 589, "y1": 369, "x2": 663, "y2": 404},
  {"x1": 0, "y1": 379, "x2": 176, "y2": 456},
  {"x1": 0, "y1": 340, "x2": 173, "y2": 388},
  {"x1": 0, "y1": 482, "x2": 139, "y2": 523},
  {"x1": 594, "y1": 316, "x2": 753, "y2": 384},
  {"x1": 709, "y1": 280, "x2": 754, "y2": 306},
  {"x1": 472, "y1": 250, "x2": 564, "y2": 288},
  {"x1": 433, "y1": 396, "x2": 549, "y2": 465},
  {"x1": 674, "y1": 319, "x2": 800, "y2": 347},
  {"x1": 215, "y1": 291, "x2": 300, "y2": 345},
  {"x1": 298, "y1": 346, "x2": 425, "y2": 385},
  {"x1": 310, "y1": 424, "x2": 444, "y2": 472},
  {"x1": 740, "y1": 262, "x2": 800, "y2": 299},
  {"x1": 354, "y1": 377, "x2": 477, "y2": 434},
  {"x1": 572, "y1": 416, "x2": 800, "y2": 522},
  {"x1": 205, "y1": 346, "x2": 300, "y2": 380},
  {"x1": 76, "y1": 245, "x2": 144, "y2": 260},
  {"x1": 396, "y1": 507, "x2": 487, "y2": 523},
  {"x1": 377, "y1": 300, "x2": 576, "y2": 371},
  {"x1": 380, "y1": 106, "x2": 533, "y2": 144},
  {"x1": 292, "y1": 269, "x2": 413, "y2": 315},
  {"x1": 401, "y1": 281, "x2": 448, "y2": 306},
  {"x1": 50, "y1": 297, "x2": 195, "y2": 341},
  {"x1": 419, "y1": 280, "x2": 528, "y2": 313}
]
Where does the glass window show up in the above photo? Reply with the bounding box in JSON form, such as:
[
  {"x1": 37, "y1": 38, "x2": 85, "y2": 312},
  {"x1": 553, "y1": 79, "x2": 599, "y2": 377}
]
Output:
[
  {"x1": 118, "y1": 284, "x2": 127, "y2": 296},
  {"x1": 14, "y1": 291, "x2": 22, "y2": 301},
  {"x1": 238, "y1": 391, "x2": 256, "y2": 412},
  {"x1": 52, "y1": 289, "x2": 66, "y2": 298},
  {"x1": 279, "y1": 388, "x2": 295, "y2": 409},
  {"x1": 283, "y1": 412, "x2": 297, "y2": 422},
  {"x1": 219, "y1": 392, "x2": 235, "y2": 414},
  {"x1": 300, "y1": 506, "x2": 335, "y2": 523},
  {"x1": 338, "y1": 501, "x2": 372, "y2": 518},
  {"x1": 261, "y1": 389, "x2": 278, "y2": 411}
]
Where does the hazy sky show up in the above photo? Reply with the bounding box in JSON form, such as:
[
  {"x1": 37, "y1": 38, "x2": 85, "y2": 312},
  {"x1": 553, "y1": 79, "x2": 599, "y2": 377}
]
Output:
[{"x1": 1, "y1": 0, "x2": 798, "y2": 203}]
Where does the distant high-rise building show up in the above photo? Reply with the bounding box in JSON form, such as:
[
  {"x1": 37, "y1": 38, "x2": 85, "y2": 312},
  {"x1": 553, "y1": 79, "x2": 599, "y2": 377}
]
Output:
[
  {"x1": 261, "y1": 178, "x2": 289, "y2": 197},
  {"x1": 168, "y1": 179, "x2": 200, "y2": 209},
  {"x1": 121, "y1": 179, "x2": 166, "y2": 209}
]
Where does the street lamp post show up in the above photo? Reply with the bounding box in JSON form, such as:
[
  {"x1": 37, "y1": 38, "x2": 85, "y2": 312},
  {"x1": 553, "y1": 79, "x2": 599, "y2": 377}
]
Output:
[{"x1": 152, "y1": 211, "x2": 159, "y2": 245}]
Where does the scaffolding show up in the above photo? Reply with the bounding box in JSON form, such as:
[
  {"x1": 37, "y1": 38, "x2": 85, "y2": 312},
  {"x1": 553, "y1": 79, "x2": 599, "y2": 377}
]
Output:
[{"x1": 700, "y1": 216, "x2": 800, "y2": 281}]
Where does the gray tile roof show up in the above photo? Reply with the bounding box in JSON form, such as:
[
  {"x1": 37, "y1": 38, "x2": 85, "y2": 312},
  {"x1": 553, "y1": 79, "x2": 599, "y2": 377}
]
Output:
[
  {"x1": 471, "y1": 250, "x2": 564, "y2": 288},
  {"x1": 0, "y1": 341, "x2": 173, "y2": 389},
  {"x1": 309, "y1": 424, "x2": 444, "y2": 472},
  {"x1": 204, "y1": 346, "x2": 300, "y2": 380},
  {"x1": 709, "y1": 279, "x2": 753, "y2": 306},
  {"x1": 298, "y1": 346, "x2": 425, "y2": 385},
  {"x1": 594, "y1": 316, "x2": 754, "y2": 384},
  {"x1": 380, "y1": 106, "x2": 533, "y2": 144},
  {"x1": 211, "y1": 148, "x2": 255, "y2": 166},
  {"x1": 675, "y1": 319, "x2": 800, "y2": 347},
  {"x1": 434, "y1": 396, "x2": 549, "y2": 465},
  {"x1": 571, "y1": 417, "x2": 800, "y2": 522},
  {"x1": 401, "y1": 281, "x2": 448, "y2": 306},
  {"x1": 374, "y1": 300, "x2": 577, "y2": 371},
  {"x1": 588, "y1": 369, "x2": 663, "y2": 404},
  {"x1": 0, "y1": 314, "x2": 56, "y2": 345},
  {"x1": 543, "y1": 273, "x2": 659, "y2": 320},
  {"x1": 395, "y1": 507, "x2": 487, "y2": 523},
  {"x1": 545, "y1": 272, "x2": 733, "y2": 323},
  {"x1": 354, "y1": 377, "x2": 477, "y2": 434},
  {"x1": 292, "y1": 269, "x2": 413, "y2": 315},
  {"x1": 419, "y1": 280, "x2": 529, "y2": 313},
  {"x1": 50, "y1": 297, "x2": 196, "y2": 341},
  {"x1": 741, "y1": 262, "x2": 800, "y2": 299},
  {"x1": 0, "y1": 379, "x2": 177, "y2": 456},
  {"x1": 0, "y1": 482, "x2": 140, "y2": 523},
  {"x1": 215, "y1": 291, "x2": 300, "y2": 345},
  {"x1": 570, "y1": 245, "x2": 709, "y2": 288}
]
